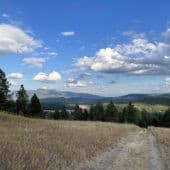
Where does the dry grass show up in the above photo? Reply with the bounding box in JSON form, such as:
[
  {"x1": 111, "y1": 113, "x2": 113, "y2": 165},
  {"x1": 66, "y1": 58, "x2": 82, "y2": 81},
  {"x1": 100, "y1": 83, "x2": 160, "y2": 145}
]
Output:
[
  {"x1": 149, "y1": 127, "x2": 170, "y2": 169},
  {"x1": 0, "y1": 112, "x2": 138, "y2": 170}
]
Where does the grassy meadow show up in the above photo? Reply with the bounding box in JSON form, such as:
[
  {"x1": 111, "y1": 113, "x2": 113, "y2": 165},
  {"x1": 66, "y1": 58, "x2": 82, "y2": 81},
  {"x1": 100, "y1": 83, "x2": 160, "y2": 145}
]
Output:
[{"x1": 0, "y1": 112, "x2": 138, "y2": 170}]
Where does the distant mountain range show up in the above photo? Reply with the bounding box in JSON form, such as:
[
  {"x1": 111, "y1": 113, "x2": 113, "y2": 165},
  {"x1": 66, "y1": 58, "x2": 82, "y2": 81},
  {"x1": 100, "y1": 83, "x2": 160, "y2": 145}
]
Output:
[
  {"x1": 12, "y1": 89, "x2": 170, "y2": 105},
  {"x1": 106, "y1": 93, "x2": 170, "y2": 105}
]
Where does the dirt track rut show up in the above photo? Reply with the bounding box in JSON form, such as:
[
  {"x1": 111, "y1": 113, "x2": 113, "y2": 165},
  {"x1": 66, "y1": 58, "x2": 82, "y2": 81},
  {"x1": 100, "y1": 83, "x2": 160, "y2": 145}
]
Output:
[{"x1": 77, "y1": 129, "x2": 168, "y2": 170}]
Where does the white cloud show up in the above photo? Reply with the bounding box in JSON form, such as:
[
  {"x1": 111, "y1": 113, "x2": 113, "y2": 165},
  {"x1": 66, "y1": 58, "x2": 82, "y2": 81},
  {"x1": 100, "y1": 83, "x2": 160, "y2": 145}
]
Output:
[
  {"x1": 48, "y1": 52, "x2": 58, "y2": 56},
  {"x1": 33, "y1": 71, "x2": 62, "y2": 83},
  {"x1": 8, "y1": 72, "x2": 23, "y2": 79},
  {"x1": 61, "y1": 31, "x2": 75, "y2": 36},
  {"x1": 65, "y1": 78, "x2": 93, "y2": 88},
  {"x1": 165, "y1": 77, "x2": 170, "y2": 87},
  {"x1": 0, "y1": 24, "x2": 41, "y2": 55},
  {"x1": 23, "y1": 57, "x2": 46, "y2": 68},
  {"x1": 2, "y1": 13, "x2": 10, "y2": 18},
  {"x1": 75, "y1": 28, "x2": 170, "y2": 75},
  {"x1": 65, "y1": 81, "x2": 88, "y2": 88},
  {"x1": 75, "y1": 56, "x2": 93, "y2": 68},
  {"x1": 163, "y1": 28, "x2": 170, "y2": 43}
]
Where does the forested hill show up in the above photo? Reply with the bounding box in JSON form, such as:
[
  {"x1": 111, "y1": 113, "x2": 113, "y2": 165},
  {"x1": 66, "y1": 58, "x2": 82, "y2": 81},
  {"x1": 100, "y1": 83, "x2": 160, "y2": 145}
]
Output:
[
  {"x1": 40, "y1": 93, "x2": 170, "y2": 105},
  {"x1": 12, "y1": 89, "x2": 170, "y2": 105},
  {"x1": 103, "y1": 93, "x2": 170, "y2": 105}
]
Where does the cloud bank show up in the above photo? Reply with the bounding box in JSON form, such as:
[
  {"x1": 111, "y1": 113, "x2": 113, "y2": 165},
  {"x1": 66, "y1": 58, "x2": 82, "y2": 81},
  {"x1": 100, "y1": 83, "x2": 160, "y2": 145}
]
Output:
[
  {"x1": 0, "y1": 24, "x2": 41, "y2": 55},
  {"x1": 75, "y1": 28, "x2": 170, "y2": 75}
]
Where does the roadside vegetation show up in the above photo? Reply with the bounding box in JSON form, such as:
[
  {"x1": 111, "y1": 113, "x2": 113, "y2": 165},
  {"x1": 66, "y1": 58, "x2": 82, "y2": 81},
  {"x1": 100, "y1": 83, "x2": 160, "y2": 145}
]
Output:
[{"x1": 0, "y1": 112, "x2": 138, "y2": 169}]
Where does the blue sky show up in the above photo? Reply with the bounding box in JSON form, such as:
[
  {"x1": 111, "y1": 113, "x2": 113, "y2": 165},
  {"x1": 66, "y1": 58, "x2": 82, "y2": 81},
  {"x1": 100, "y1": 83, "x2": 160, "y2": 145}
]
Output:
[{"x1": 0, "y1": 0, "x2": 170, "y2": 96}]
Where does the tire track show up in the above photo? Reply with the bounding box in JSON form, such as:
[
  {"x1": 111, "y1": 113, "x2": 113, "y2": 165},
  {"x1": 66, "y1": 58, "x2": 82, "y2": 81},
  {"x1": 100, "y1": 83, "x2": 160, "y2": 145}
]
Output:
[{"x1": 77, "y1": 129, "x2": 167, "y2": 170}]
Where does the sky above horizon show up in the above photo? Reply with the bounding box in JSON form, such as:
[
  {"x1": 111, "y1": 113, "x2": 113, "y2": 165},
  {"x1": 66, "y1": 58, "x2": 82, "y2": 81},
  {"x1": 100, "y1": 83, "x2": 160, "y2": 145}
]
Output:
[{"x1": 1, "y1": 0, "x2": 170, "y2": 97}]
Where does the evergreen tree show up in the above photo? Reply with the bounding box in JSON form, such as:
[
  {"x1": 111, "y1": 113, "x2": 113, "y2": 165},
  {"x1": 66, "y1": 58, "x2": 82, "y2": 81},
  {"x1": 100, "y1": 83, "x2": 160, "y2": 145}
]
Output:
[
  {"x1": 105, "y1": 101, "x2": 118, "y2": 121},
  {"x1": 73, "y1": 104, "x2": 83, "y2": 120},
  {"x1": 54, "y1": 106, "x2": 69, "y2": 120},
  {"x1": 151, "y1": 113, "x2": 163, "y2": 127},
  {"x1": 0, "y1": 68, "x2": 10, "y2": 110},
  {"x1": 121, "y1": 102, "x2": 139, "y2": 124},
  {"x1": 54, "y1": 109, "x2": 60, "y2": 119},
  {"x1": 120, "y1": 107, "x2": 127, "y2": 123},
  {"x1": 60, "y1": 106, "x2": 69, "y2": 119},
  {"x1": 30, "y1": 94, "x2": 42, "y2": 117},
  {"x1": 82, "y1": 109, "x2": 89, "y2": 120},
  {"x1": 5, "y1": 100, "x2": 16, "y2": 113},
  {"x1": 94, "y1": 102, "x2": 105, "y2": 121},
  {"x1": 162, "y1": 109, "x2": 170, "y2": 127},
  {"x1": 138, "y1": 109, "x2": 152, "y2": 127},
  {"x1": 89, "y1": 105, "x2": 95, "y2": 120},
  {"x1": 125, "y1": 102, "x2": 137, "y2": 123},
  {"x1": 16, "y1": 85, "x2": 29, "y2": 115}
]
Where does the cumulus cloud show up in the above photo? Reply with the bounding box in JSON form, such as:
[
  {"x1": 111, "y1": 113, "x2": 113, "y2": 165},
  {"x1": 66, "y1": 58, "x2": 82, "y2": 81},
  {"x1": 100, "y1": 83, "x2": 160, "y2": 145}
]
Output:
[
  {"x1": 0, "y1": 24, "x2": 41, "y2": 55},
  {"x1": 8, "y1": 73, "x2": 23, "y2": 79},
  {"x1": 65, "y1": 78, "x2": 93, "y2": 88},
  {"x1": 33, "y1": 71, "x2": 61, "y2": 83},
  {"x1": 61, "y1": 31, "x2": 75, "y2": 36},
  {"x1": 23, "y1": 57, "x2": 47, "y2": 68},
  {"x1": 75, "y1": 28, "x2": 170, "y2": 75}
]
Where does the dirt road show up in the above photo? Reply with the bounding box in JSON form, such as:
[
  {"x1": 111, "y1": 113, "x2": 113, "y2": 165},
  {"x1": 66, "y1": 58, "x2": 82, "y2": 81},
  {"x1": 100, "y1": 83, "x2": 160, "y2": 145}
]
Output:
[{"x1": 77, "y1": 129, "x2": 168, "y2": 170}]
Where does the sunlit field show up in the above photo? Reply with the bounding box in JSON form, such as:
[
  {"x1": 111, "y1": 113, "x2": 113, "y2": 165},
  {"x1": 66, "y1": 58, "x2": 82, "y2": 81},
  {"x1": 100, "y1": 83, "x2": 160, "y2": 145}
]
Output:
[
  {"x1": 79, "y1": 103, "x2": 168, "y2": 113},
  {"x1": 0, "y1": 112, "x2": 138, "y2": 170}
]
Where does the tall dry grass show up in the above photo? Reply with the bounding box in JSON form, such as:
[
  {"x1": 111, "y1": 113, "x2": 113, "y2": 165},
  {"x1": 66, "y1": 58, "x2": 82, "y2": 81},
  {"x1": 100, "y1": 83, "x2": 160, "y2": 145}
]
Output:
[
  {"x1": 0, "y1": 112, "x2": 138, "y2": 170},
  {"x1": 149, "y1": 127, "x2": 170, "y2": 169}
]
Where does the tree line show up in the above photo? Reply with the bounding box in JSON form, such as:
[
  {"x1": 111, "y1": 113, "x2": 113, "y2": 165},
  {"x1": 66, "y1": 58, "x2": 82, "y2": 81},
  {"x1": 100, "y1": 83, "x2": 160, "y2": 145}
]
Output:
[
  {"x1": 0, "y1": 68, "x2": 169, "y2": 127},
  {"x1": 53, "y1": 102, "x2": 170, "y2": 128},
  {"x1": 0, "y1": 68, "x2": 42, "y2": 117}
]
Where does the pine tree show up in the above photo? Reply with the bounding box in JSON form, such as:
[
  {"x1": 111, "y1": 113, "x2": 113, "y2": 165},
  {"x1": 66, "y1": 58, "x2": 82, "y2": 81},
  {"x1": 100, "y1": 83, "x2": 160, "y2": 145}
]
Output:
[
  {"x1": 54, "y1": 109, "x2": 60, "y2": 119},
  {"x1": 82, "y1": 109, "x2": 89, "y2": 120},
  {"x1": 89, "y1": 105, "x2": 95, "y2": 120},
  {"x1": 54, "y1": 106, "x2": 69, "y2": 120},
  {"x1": 94, "y1": 102, "x2": 105, "y2": 121},
  {"x1": 122, "y1": 102, "x2": 139, "y2": 124},
  {"x1": 105, "y1": 101, "x2": 118, "y2": 121},
  {"x1": 125, "y1": 102, "x2": 135, "y2": 123},
  {"x1": 60, "y1": 106, "x2": 69, "y2": 119},
  {"x1": 16, "y1": 85, "x2": 29, "y2": 115},
  {"x1": 0, "y1": 68, "x2": 10, "y2": 110},
  {"x1": 30, "y1": 94, "x2": 42, "y2": 117},
  {"x1": 73, "y1": 104, "x2": 83, "y2": 120},
  {"x1": 162, "y1": 109, "x2": 170, "y2": 127}
]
